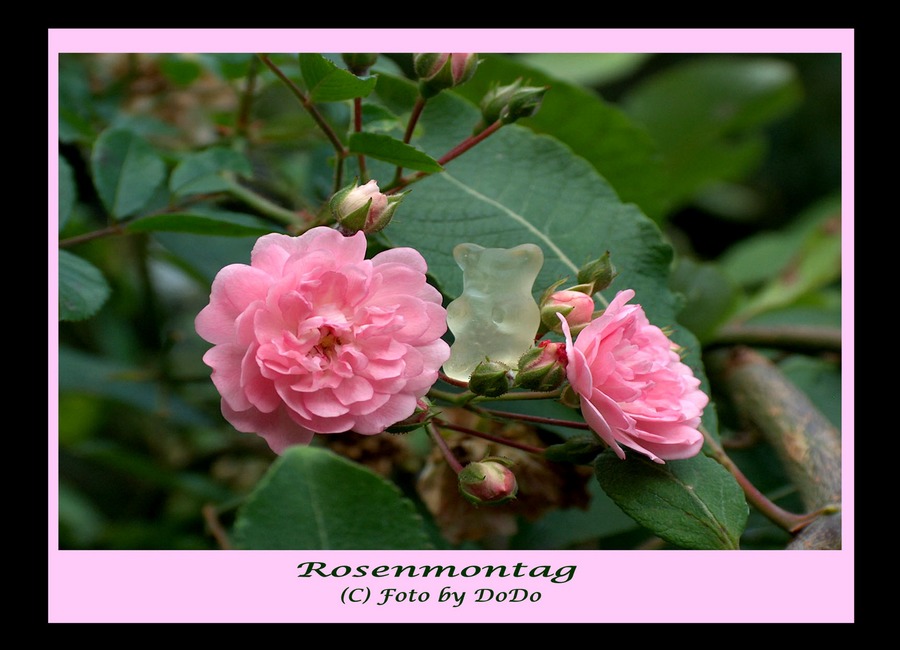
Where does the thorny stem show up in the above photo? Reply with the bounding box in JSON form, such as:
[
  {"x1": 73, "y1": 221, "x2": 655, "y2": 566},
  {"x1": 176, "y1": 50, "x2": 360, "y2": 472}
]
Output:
[
  {"x1": 437, "y1": 372, "x2": 470, "y2": 389},
  {"x1": 427, "y1": 422, "x2": 465, "y2": 474},
  {"x1": 354, "y1": 97, "x2": 367, "y2": 181},
  {"x1": 701, "y1": 425, "x2": 831, "y2": 533},
  {"x1": 434, "y1": 419, "x2": 547, "y2": 455},
  {"x1": 385, "y1": 119, "x2": 504, "y2": 195},
  {"x1": 257, "y1": 54, "x2": 348, "y2": 159},
  {"x1": 709, "y1": 323, "x2": 842, "y2": 354},
  {"x1": 393, "y1": 96, "x2": 427, "y2": 181},
  {"x1": 428, "y1": 387, "x2": 564, "y2": 406}
]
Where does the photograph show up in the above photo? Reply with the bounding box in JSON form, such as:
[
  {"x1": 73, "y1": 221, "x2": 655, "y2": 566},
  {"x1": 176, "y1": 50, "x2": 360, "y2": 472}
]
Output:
[{"x1": 50, "y1": 30, "x2": 853, "y2": 623}]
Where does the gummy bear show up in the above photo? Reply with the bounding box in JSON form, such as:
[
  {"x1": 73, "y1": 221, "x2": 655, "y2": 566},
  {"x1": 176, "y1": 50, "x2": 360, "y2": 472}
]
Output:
[{"x1": 443, "y1": 242, "x2": 544, "y2": 382}]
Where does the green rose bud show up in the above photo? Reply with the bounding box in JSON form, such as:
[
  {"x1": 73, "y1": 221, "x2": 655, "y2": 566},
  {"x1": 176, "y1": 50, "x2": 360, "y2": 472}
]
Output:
[
  {"x1": 468, "y1": 358, "x2": 514, "y2": 397},
  {"x1": 514, "y1": 341, "x2": 568, "y2": 391},
  {"x1": 577, "y1": 251, "x2": 617, "y2": 293},
  {"x1": 413, "y1": 53, "x2": 479, "y2": 98}
]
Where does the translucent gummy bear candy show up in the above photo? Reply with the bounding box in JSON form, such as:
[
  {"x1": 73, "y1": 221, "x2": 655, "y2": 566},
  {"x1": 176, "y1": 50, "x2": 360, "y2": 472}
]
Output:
[{"x1": 443, "y1": 242, "x2": 544, "y2": 382}]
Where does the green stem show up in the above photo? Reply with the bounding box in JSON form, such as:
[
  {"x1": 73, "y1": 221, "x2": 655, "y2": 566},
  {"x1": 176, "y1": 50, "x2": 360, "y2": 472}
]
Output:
[
  {"x1": 437, "y1": 372, "x2": 470, "y2": 389},
  {"x1": 434, "y1": 419, "x2": 546, "y2": 455},
  {"x1": 709, "y1": 323, "x2": 842, "y2": 353},
  {"x1": 472, "y1": 388, "x2": 563, "y2": 403},
  {"x1": 427, "y1": 422, "x2": 465, "y2": 474},
  {"x1": 257, "y1": 54, "x2": 348, "y2": 157},
  {"x1": 59, "y1": 224, "x2": 126, "y2": 248},
  {"x1": 236, "y1": 56, "x2": 259, "y2": 139},
  {"x1": 221, "y1": 174, "x2": 299, "y2": 226}
]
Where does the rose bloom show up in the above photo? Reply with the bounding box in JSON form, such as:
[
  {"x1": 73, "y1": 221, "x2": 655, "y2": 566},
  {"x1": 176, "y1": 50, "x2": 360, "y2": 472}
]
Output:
[
  {"x1": 195, "y1": 227, "x2": 450, "y2": 454},
  {"x1": 559, "y1": 289, "x2": 708, "y2": 463}
]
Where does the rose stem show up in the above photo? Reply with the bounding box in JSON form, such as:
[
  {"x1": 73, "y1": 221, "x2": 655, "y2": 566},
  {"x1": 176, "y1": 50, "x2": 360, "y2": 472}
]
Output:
[
  {"x1": 708, "y1": 323, "x2": 842, "y2": 354},
  {"x1": 433, "y1": 419, "x2": 546, "y2": 455},
  {"x1": 393, "y1": 96, "x2": 427, "y2": 182},
  {"x1": 354, "y1": 97, "x2": 367, "y2": 181},
  {"x1": 201, "y1": 503, "x2": 233, "y2": 550},
  {"x1": 437, "y1": 372, "x2": 470, "y2": 389},
  {"x1": 472, "y1": 407, "x2": 591, "y2": 431},
  {"x1": 427, "y1": 423, "x2": 465, "y2": 474},
  {"x1": 235, "y1": 55, "x2": 259, "y2": 139},
  {"x1": 385, "y1": 119, "x2": 504, "y2": 195}
]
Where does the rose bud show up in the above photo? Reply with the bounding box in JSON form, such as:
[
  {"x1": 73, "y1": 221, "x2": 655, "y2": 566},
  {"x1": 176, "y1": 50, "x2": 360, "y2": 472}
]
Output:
[
  {"x1": 467, "y1": 358, "x2": 514, "y2": 397},
  {"x1": 540, "y1": 288, "x2": 595, "y2": 335},
  {"x1": 458, "y1": 457, "x2": 518, "y2": 505},
  {"x1": 577, "y1": 251, "x2": 617, "y2": 293},
  {"x1": 330, "y1": 179, "x2": 405, "y2": 234},
  {"x1": 413, "y1": 53, "x2": 479, "y2": 98},
  {"x1": 385, "y1": 397, "x2": 435, "y2": 434},
  {"x1": 341, "y1": 53, "x2": 379, "y2": 75},
  {"x1": 514, "y1": 340, "x2": 567, "y2": 392}
]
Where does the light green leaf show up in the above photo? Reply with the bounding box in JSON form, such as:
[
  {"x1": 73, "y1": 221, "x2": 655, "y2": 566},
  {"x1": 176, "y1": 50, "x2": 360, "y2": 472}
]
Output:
[
  {"x1": 515, "y1": 53, "x2": 652, "y2": 87},
  {"x1": 594, "y1": 450, "x2": 749, "y2": 550},
  {"x1": 59, "y1": 155, "x2": 77, "y2": 229},
  {"x1": 169, "y1": 148, "x2": 254, "y2": 196},
  {"x1": 91, "y1": 128, "x2": 167, "y2": 219},
  {"x1": 298, "y1": 53, "x2": 377, "y2": 102},
  {"x1": 126, "y1": 208, "x2": 277, "y2": 237},
  {"x1": 453, "y1": 55, "x2": 671, "y2": 220},
  {"x1": 348, "y1": 132, "x2": 443, "y2": 172},
  {"x1": 58, "y1": 250, "x2": 111, "y2": 321},
  {"x1": 233, "y1": 446, "x2": 432, "y2": 550},
  {"x1": 622, "y1": 56, "x2": 803, "y2": 211}
]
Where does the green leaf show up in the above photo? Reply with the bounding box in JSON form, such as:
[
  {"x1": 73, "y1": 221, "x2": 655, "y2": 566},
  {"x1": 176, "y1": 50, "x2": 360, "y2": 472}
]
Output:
[
  {"x1": 622, "y1": 56, "x2": 803, "y2": 211},
  {"x1": 59, "y1": 155, "x2": 77, "y2": 229},
  {"x1": 669, "y1": 257, "x2": 740, "y2": 343},
  {"x1": 91, "y1": 128, "x2": 167, "y2": 219},
  {"x1": 58, "y1": 250, "x2": 111, "y2": 321},
  {"x1": 169, "y1": 148, "x2": 254, "y2": 196},
  {"x1": 514, "y1": 53, "x2": 652, "y2": 87},
  {"x1": 453, "y1": 55, "x2": 671, "y2": 220},
  {"x1": 594, "y1": 450, "x2": 749, "y2": 550},
  {"x1": 233, "y1": 446, "x2": 431, "y2": 550},
  {"x1": 348, "y1": 132, "x2": 443, "y2": 172},
  {"x1": 159, "y1": 54, "x2": 202, "y2": 86},
  {"x1": 298, "y1": 53, "x2": 377, "y2": 102},
  {"x1": 126, "y1": 208, "x2": 277, "y2": 237}
]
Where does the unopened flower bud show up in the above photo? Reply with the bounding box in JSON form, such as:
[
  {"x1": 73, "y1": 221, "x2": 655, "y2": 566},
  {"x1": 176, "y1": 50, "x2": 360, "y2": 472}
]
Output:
[
  {"x1": 476, "y1": 79, "x2": 548, "y2": 133},
  {"x1": 385, "y1": 397, "x2": 435, "y2": 434},
  {"x1": 577, "y1": 251, "x2": 617, "y2": 293},
  {"x1": 458, "y1": 457, "x2": 518, "y2": 505},
  {"x1": 468, "y1": 359, "x2": 514, "y2": 397},
  {"x1": 413, "y1": 53, "x2": 478, "y2": 98},
  {"x1": 330, "y1": 179, "x2": 405, "y2": 234},
  {"x1": 540, "y1": 289, "x2": 595, "y2": 335},
  {"x1": 543, "y1": 435, "x2": 605, "y2": 464},
  {"x1": 514, "y1": 340, "x2": 567, "y2": 391},
  {"x1": 341, "y1": 53, "x2": 379, "y2": 75}
]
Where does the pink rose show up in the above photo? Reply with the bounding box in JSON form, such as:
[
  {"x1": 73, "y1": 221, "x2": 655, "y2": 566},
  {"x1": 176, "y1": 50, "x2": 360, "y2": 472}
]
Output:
[
  {"x1": 559, "y1": 289, "x2": 708, "y2": 464},
  {"x1": 195, "y1": 227, "x2": 450, "y2": 454}
]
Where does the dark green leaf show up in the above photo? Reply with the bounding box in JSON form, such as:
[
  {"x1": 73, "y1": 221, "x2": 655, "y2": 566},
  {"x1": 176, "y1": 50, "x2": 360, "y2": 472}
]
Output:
[
  {"x1": 348, "y1": 132, "x2": 443, "y2": 172},
  {"x1": 669, "y1": 257, "x2": 740, "y2": 343},
  {"x1": 91, "y1": 128, "x2": 167, "y2": 219},
  {"x1": 58, "y1": 250, "x2": 111, "y2": 321},
  {"x1": 159, "y1": 54, "x2": 203, "y2": 86},
  {"x1": 622, "y1": 56, "x2": 803, "y2": 211},
  {"x1": 58, "y1": 346, "x2": 210, "y2": 427},
  {"x1": 594, "y1": 450, "x2": 748, "y2": 549},
  {"x1": 298, "y1": 53, "x2": 377, "y2": 102},
  {"x1": 453, "y1": 55, "x2": 671, "y2": 220},
  {"x1": 169, "y1": 148, "x2": 254, "y2": 196},
  {"x1": 514, "y1": 53, "x2": 652, "y2": 86},
  {"x1": 233, "y1": 446, "x2": 432, "y2": 549},
  {"x1": 126, "y1": 208, "x2": 276, "y2": 237},
  {"x1": 59, "y1": 155, "x2": 77, "y2": 229}
]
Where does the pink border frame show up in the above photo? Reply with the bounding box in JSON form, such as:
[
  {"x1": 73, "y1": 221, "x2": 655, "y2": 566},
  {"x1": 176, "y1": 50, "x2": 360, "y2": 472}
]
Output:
[{"x1": 49, "y1": 29, "x2": 854, "y2": 623}]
